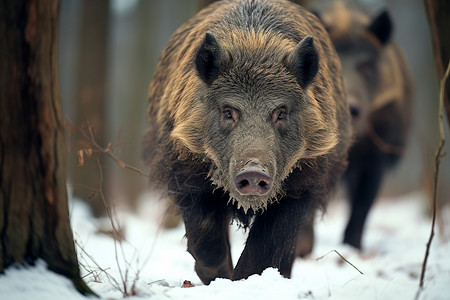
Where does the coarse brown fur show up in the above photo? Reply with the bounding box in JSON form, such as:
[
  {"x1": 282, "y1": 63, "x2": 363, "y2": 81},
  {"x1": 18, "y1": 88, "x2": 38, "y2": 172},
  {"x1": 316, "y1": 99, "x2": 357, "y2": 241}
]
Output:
[{"x1": 143, "y1": 0, "x2": 351, "y2": 283}]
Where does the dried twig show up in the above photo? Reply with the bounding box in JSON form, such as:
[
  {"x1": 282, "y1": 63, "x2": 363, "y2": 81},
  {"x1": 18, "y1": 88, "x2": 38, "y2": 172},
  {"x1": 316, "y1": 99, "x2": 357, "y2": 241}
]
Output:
[
  {"x1": 75, "y1": 239, "x2": 122, "y2": 290},
  {"x1": 73, "y1": 154, "x2": 144, "y2": 297},
  {"x1": 418, "y1": 61, "x2": 450, "y2": 290},
  {"x1": 96, "y1": 157, "x2": 127, "y2": 295},
  {"x1": 69, "y1": 122, "x2": 150, "y2": 296},
  {"x1": 95, "y1": 157, "x2": 142, "y2": 297},
  {"x1": 69, "y1": 120, "x2": 149, "y2": 177},
  {"x1": 82, "y1": 124, "x2": 150, "y2": 178},
  {"x1": 316, "y1": 250, "x2": 364, "y2": 275}
]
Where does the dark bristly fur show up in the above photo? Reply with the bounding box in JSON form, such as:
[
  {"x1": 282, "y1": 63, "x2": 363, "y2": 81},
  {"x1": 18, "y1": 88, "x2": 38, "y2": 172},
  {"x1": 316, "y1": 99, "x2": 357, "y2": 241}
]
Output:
[{"x1": 142, "y1": 0, "x2": 351, "y2": 284}]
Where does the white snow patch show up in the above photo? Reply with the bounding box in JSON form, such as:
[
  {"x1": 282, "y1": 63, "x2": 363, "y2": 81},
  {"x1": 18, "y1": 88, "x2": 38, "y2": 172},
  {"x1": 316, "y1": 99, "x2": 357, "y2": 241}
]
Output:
[{"x1": 1, "y1": 192, "x2": 449, "y2": 299}]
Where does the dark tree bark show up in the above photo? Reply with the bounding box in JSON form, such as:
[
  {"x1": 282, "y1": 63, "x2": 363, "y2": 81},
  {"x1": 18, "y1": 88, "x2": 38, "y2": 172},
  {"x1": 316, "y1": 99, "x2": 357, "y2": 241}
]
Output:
[
  {"x1": 0, "y1": 0, "x2": 93, "y2": 295},
  {"x1": 424, "y1": 0, "x2": 450, "y2": 125}
]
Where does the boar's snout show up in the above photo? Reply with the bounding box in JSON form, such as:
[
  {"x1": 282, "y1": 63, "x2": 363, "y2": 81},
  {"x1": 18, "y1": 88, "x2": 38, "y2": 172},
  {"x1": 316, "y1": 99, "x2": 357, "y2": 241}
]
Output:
[{"x1": 233, "y1": 160, "x2": 273, "y2": 196}]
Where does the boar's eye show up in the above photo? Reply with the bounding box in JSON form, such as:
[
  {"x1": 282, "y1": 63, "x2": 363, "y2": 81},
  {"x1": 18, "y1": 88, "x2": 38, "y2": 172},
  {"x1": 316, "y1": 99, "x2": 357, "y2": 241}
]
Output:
[
  {"x1": 277, "y1": 111, "x2": 286, "y2": 121},
  {"x1": 272, "y1": 107, "x2": 288, "y2": 125},
  {"x1": 223, "y1": 109, "x2": 234, "y2": 121},
  {"x1": 221, "y1": 107, "x2": 239, "y2": 130},
  {"x1": 356, "y1": 59, "x2": 376, "y2": 80}
]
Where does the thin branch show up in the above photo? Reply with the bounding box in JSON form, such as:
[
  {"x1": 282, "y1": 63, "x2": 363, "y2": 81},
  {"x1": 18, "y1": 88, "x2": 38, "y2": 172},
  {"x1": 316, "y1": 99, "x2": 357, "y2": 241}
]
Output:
[
  {"x1": 89, "y1": 126, "x2": 150, "y2": 177},
  {"x1": 418, "y1": 61, "x2": 450, "y2": 290},
  {"x1": 316, "y1": 250, "x2": 364, "y2": 275},
  {"x1": 75, "y1": 239, "x2": 123, "y2": 292},
  {"x1": 96, "y1": 157, "x2": 128, "y2": 296},
  {"x1": 77, "y1": 122, "x2": 150, "y2": 178},
  {"x1": 70, "y1": 122, "x2": 147, "y2": 297}
]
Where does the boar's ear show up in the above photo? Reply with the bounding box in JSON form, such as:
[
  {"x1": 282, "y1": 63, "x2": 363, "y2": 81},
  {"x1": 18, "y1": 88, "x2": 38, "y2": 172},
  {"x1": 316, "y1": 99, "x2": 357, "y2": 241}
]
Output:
[
  {"x1": 195, "y1": 32, "x2": 226, "y2": 85},
  {"x1": 285, "y1": 36, "x2": 319, "y2": 89},
  {"x1": 368, "y1": 10, "x2": 392, "y2": 45}
]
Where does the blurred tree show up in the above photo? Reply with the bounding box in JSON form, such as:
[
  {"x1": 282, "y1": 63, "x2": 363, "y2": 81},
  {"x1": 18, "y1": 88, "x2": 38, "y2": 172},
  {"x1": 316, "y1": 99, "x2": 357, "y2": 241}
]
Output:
[
  {"x1": 106, "y1": 0, "x2": 154, "y2": 211},
  {"x1": 107, "y1": 0, "x2": 201, "y2": 210},
  {"x1": 424, "y1": 0, "x2": 450, "y2": 124},
  {"x1": 0, "y1": 0, "x2": 93, "y2": 295},
  {"x1": 71, "y1": 0, "x2": 110, "y2": 217}
]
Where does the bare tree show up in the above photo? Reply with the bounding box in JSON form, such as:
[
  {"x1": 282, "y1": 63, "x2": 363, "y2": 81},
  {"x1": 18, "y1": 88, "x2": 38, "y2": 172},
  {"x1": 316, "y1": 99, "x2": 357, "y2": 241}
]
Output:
[{"x1": 0, "y1": 0, "x2": 93, "y2": 295}]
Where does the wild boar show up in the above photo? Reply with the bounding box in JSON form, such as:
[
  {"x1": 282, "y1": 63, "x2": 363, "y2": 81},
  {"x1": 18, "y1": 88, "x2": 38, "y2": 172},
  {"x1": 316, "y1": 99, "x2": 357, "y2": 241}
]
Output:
[
  {"x1": 312, "y1": 0, "x2": 412, "y2": 249},
  {"x1": 143, "y1": 0, "x2": 351, "y2": 284}
]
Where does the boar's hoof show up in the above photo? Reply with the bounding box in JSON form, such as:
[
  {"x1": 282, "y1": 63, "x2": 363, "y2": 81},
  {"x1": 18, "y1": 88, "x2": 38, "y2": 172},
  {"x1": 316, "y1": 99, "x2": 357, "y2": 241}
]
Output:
[{"x1": 234, "y1": 167, "x2": 272, "y2": 196}]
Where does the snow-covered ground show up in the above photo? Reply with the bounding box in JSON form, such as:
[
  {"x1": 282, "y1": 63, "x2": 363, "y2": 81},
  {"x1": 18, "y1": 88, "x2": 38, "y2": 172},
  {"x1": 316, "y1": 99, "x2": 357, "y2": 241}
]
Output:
[{"x1": 1, "y1": 192, "x2": 449, "y2": 300}]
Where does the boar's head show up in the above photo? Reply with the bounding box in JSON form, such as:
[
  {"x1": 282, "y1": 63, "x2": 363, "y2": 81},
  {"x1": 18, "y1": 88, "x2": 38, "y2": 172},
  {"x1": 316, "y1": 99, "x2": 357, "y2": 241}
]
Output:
[
  {"x1": 314, "y1": 2, "x2": 393, "y2": 137},
  {"x1": 171, "y1": 30, "x2": 338, "y2": 213}
]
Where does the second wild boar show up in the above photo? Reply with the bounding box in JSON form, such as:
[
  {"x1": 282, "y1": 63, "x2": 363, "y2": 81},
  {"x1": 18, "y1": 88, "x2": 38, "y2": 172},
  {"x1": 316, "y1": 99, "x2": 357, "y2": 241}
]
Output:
[{"x1": 312, "y1": 0, "x2": 413, "y2": 250}]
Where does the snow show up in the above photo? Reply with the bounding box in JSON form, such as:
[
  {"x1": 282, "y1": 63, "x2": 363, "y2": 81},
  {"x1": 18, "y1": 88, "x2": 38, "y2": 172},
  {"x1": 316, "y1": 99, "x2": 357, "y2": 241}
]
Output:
[
  {"x1": 1, "y1": 192, "x2": 449, "y2": 300},
  {"x1": 0, "y1": 260, "x2": 91, "y2": 300}
]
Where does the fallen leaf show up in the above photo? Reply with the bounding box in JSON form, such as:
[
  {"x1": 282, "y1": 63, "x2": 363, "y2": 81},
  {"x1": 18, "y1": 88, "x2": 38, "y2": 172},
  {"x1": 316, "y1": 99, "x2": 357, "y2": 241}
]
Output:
[
  {"x1": 181, "y1": 280, "x2": 194, "y2": 288},
  {"x1": 117, "y1": 158, "x2": 126, "y2": 169}
]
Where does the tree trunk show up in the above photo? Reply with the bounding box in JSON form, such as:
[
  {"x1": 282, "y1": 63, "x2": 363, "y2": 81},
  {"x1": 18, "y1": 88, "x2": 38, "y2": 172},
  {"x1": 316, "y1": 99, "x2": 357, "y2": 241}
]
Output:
[
  {"x1": 0, "y1": 0, "x2": 93, "y2": 295},
  {"x1": 424, "y1": 0, "x2": 450, "y2": 125}
]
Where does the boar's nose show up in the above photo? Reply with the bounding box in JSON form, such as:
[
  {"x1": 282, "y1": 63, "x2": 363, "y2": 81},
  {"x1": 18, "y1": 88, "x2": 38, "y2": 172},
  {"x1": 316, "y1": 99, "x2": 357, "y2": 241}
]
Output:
[{"x1": 233, "y1": 162, "x2": 273, "y2": 196}]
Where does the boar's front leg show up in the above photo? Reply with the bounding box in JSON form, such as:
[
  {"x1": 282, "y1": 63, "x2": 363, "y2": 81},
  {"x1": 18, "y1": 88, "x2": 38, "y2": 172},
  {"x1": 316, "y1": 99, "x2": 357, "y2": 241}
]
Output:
[
  {"x1": 179, "y1": 192, "x2": 233, "y2": 284},
  {"x1": 233, "y1": 196, "x2": 312, "y2": 280},
  {"x1": 343, "y1": 156, "x2": 385, "y2": 249}
]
